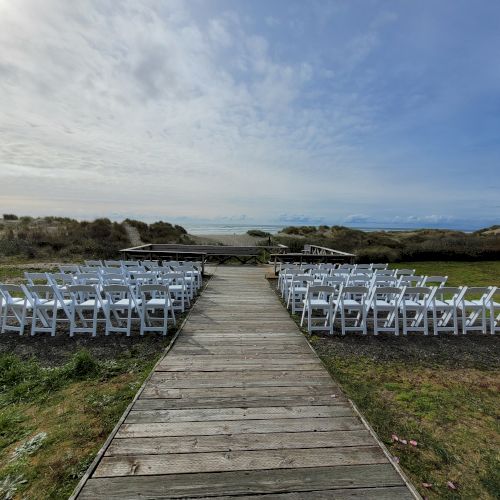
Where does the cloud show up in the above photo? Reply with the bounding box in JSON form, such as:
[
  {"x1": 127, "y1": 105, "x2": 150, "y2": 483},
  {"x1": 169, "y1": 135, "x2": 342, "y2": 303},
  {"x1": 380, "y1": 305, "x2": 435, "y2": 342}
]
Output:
[{"x1": 0, "y1": 0, "x2": 498, "y2": 229}]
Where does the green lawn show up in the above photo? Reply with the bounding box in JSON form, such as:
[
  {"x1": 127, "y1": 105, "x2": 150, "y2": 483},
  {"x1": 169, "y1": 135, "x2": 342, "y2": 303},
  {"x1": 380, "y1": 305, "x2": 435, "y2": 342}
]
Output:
[{"x1": 393, "y1": 260, "x2": 500, "y2": 287}]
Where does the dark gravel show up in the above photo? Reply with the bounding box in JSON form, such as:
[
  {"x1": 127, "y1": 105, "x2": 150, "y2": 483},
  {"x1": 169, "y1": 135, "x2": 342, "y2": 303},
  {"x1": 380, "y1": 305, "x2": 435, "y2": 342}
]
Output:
[
  {"x1": 0, "y1": 325, "x2": 172, "y2": 366},
  {"x1": 310, "y1": 332, "x2": 500, "y2": 370}
]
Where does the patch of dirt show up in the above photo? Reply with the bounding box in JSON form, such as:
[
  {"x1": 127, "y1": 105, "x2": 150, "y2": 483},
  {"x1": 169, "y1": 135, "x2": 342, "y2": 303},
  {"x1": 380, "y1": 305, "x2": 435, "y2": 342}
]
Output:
[
  {"x1": 0, "y1": 328, "x2": 171, "y2": 367},
  {"x1": 311, "y1": 333, "x2": 500, "y2": 370}
]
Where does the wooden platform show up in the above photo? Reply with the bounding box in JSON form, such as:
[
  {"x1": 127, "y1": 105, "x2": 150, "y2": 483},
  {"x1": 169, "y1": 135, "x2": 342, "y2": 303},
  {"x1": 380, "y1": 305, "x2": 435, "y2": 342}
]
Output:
[{"x1": 75, "y1": 267, "x2": 417, "y2": 499}]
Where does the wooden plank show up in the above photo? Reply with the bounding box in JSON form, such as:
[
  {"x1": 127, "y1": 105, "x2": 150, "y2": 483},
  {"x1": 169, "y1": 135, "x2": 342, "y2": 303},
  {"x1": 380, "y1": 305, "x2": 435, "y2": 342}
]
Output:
[
  {"x1": 134, "y1": 394, "x2": 346, "y2": 410},
  {"x1": 125, "y1": 405, "x2": 354, "y2": 423},
  {"x1": 79, "y1": 464, "x2": 405, "y2": 498},
  {"x1": 116, "y1": 417, "x2": 364, "y2": 438},
  {"x1": 200, "y1": 487, "x2": 414, "y2": 499},
  {"x1": 141, "y1": 384, "x2": 338, "y2": 399},
  {"x1": 95, "y1": 446, "x2": 387, "y2": 477},
  {"x1": 106, "y1": 430, "x2": 374, "y2": 455}
]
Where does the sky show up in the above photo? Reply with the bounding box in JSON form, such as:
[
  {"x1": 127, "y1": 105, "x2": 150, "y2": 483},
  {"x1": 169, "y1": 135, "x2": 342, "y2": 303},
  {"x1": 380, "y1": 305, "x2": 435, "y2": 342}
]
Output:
[{"x1": 0, "y1": 0, "x2": 499, "y2": 229}]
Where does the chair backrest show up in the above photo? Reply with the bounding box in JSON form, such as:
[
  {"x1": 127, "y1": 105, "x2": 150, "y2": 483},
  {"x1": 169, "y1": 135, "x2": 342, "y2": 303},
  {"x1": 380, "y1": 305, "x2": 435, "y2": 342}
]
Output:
[
  {"x1": 74, "y1": 273, "x2": 101, "y2": 285},
  {"x1": 0, "y1": 284, "x2": 28, "y2": 303},
  {"x1": 47, "y1": 273, "x2": 75, "y2": 287},
  {"x1": 24, "y1": 272, "x2": 50, "y2": 286},
  {"x1": 423, "y1": 275, "x2": 448, "y2": 287},
  {"x1": 28, "y1": 284, "x2": 57, "y2": 302},
  {"x1": 433, "y1": 286, "x2": 464, "y2": 302},
  {"x1": 371, "y1": 286, "x2": 402, "y2": 301},
  {"x1": 398, "y1": 275, "x2": 425, "y2": 287},
  {"x1": 85, "y1": 260, "x2": 103, "y2": 267},
  {"x1": 396, "y1": 269, "x2": 416, "y2": 276},
  {"x1": 59, "y1": 264, "x2": 80, "y2": 274},
  {"x1": 371, "y1": 263, "x2": 388, "y2": 270},
  {"x1": 68, "y1": 284, "x2": 99, "y2": 301},
  {"x1": 402, "y1": 286, "x2": 434, "y2": 302},
  {"x1": 462, "y1": 286, "x2": 494, "y2": 302},
  {"x1": 104, "y1": 260, "x2": 122, "y2": 268},
  {"x1": 140, "y1": 283, "x2": 170, "y2": 299},
  {"x1": 374, "y1": 269, "x2": 396, "y2": 276},
  {"x1": 306, "y1": 285, "x2": 337, "y2": 299}
]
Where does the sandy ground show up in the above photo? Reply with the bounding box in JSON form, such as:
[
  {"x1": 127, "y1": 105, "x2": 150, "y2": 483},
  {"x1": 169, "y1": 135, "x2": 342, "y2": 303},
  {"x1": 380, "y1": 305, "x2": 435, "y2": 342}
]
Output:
[{"x1": 190, "y1": 233, "x2": 268, "y2": 246}]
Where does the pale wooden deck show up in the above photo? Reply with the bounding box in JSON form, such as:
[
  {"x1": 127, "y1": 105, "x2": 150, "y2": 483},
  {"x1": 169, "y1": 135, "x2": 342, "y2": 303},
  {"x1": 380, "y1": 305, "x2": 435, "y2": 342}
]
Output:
[{"x1": 76, "y1": 266, "x2": 416, "y2": 499}]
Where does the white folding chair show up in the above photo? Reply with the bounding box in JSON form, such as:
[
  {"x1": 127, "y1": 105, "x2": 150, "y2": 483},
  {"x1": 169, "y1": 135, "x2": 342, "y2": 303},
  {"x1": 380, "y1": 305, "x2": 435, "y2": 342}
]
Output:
[
  {"x1": 432, "y1": 286, "x2": 466, "y2": 336},
  {"x1": 300, "y1": 285, "x2": 336, "y2": 335},
  {"x1": 68, "y1": 285, "x2": 105, "y2": 337},
  {"x1": 369, "y1": 286, "x2": 403, "y2": 336},
  {"x1": 28, "y1": 285, "x2": 70, "y2": 336},
  {"x1": 332, "y1": 285, "x2": 369, "y2": 335},
  {"x1": 103, "y1": 285, "x2": 138, "y2": 336},
  {"x1": 287, "y1": 275, "x2": 315, "y2": 314},
  {"x1": 459, "y1": 287, "x2": 495, "y2": 335},
  {"x1": 400, "y1": 286, "x2": 435, "y2": 335},
  {"x1": 158, "y1": 272, "x2": 189, "y2": 312},
  {"x1": 371, "y1": 263, "x2": 388, "y2": 270},
  {"x1": 488, "y1": 287, "x2": 499, "y2": 335},
  {"x1": 139, "y1": 284, "x2": 174, "y2": 336},
  {"x1": 0, "y1": 284, "x2": 32, "y2": 335}
]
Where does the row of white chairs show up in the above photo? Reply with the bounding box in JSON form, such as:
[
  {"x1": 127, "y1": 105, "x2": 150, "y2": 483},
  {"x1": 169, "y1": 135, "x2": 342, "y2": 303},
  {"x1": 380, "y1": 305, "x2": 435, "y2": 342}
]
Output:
[
  {"x1": 301, "y1": 284, "x2": 499, "y2": 336},
  {"x1": 278, "y1": 263, "x2": 499, "y2": 336},
  {"x1": 0, "y1": 260, "x2": 203, "y2": 337},
  {"x1": 0, "y1": 283, "x2": 178, "y2": 337}
]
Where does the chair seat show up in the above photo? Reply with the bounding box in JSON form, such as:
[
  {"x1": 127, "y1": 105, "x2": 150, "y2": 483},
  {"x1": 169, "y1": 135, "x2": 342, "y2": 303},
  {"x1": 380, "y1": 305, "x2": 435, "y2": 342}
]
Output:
[
  {"x1": 304, "y1": 299, "x2": 329, "y2": 306},
  {"x1": 146, "y1": 298, "x2": 171, "y2": 306},
  {"x1": 113, "y1": 299, "x2": 132, "y2": 307},
  {"x1": 79, "y1": 299, "x2": 103, "y2": 307},
  {"x1": 372, "y1": 299, "x2": 397, "y2": 307}
]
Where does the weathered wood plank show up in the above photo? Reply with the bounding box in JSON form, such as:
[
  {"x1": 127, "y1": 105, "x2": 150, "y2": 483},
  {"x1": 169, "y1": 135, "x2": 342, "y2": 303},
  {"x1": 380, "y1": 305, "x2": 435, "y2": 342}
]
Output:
[
  {"x1": 141, "y1": 384, "x2": 339, "y2": 399},
  {"x1": 134, "y1": 394, "x2": 346, "y2": 410},
  {"x1": 125, "y1": 405, "x2": 353, "y2": 423},
  {"x1": 106, "y1": 430, "x2": 373, "y2": 455},
  {"x1": 197, "y1": 487, "x2": 414, "y2": 499},
  {"x1": 79, "y1": 464, "x2": 405, "y2": 498},
  {"x1": 95, "y1": 446, "x2": 387, "y2": 477},
  {"x1": 116, "y1": 417, "x2": 364, "y2": 438}
]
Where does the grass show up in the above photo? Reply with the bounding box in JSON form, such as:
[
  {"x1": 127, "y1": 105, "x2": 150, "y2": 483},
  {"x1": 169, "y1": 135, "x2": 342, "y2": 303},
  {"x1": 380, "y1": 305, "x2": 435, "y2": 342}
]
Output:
[
  {"x1": 393, "y1": 260, "x2": 500, "y2": 287},
  {"x1": 0, "y1": 348, "x2": 165, "y2": 499},
  {"x1": 312, "y1": 345, "x2": 500, "y2": 499}
]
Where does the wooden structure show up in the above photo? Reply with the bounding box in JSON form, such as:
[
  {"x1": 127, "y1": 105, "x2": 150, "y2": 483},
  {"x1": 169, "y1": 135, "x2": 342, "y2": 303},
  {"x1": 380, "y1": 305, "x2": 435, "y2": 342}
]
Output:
[
  {"x1": 74, "y1": 267, "x2": 416, "y2": 499},
  {"x1": 121, "y1": 244, "x2": 288, "y2": 274},
  {"x1": 271, "y1": 244, "x2": 356, "y2": 273}
]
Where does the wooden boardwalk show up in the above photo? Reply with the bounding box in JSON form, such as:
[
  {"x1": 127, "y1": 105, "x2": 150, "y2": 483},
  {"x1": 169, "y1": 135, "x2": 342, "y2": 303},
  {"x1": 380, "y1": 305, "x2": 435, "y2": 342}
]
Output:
[{"x1": 76, "y1": 267, "x2": 417, "y2": 499}]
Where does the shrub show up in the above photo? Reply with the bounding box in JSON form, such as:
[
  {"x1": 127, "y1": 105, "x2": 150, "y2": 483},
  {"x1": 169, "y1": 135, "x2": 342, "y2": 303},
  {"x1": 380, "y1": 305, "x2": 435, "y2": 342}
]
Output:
[
  {"x1": 2, "y1": 214, "x2": 18, "y2": 220},
  {"x1": 247, "y1": 230, "x2": 271, "y2": 237}
]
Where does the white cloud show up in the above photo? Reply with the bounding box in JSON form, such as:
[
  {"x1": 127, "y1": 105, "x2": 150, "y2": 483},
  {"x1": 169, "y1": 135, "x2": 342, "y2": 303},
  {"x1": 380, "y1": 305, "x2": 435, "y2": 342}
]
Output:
[{"x1": 0, "y1": 0, "x2": 497, "y2": 228}]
